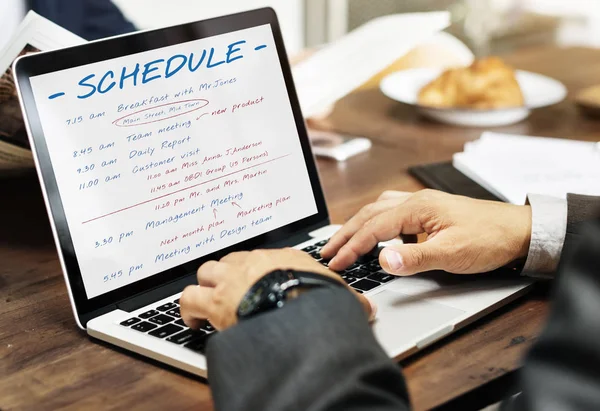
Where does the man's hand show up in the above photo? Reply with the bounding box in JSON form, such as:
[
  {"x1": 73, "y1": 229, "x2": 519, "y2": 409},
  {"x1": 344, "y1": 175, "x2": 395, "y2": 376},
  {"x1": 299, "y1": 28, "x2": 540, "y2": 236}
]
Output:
[
  {"x1": 321, "y1": 189, "x2": 532, "y2": 276},
  {"x1": 180, "y1": 248, "x2": 375, "y2": 331}
]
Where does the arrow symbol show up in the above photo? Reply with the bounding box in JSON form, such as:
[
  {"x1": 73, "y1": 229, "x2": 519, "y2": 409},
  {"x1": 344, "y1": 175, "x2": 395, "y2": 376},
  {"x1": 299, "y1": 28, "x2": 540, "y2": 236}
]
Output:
[
  {"x1": 213, "y1": 208, "x2": 218, "y2": 220},
  {"x1": 232, "y1": 202, "x2": 242, "y2": 209},
  {"x1": 196, "y1": 113, "x2": 209, "y2": 121}
]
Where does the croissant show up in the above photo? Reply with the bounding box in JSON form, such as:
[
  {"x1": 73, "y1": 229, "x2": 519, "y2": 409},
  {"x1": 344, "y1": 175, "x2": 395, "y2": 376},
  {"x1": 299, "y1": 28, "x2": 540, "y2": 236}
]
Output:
[{"x1": 418, "y1": 57, "x2": 525, "y2": 109}]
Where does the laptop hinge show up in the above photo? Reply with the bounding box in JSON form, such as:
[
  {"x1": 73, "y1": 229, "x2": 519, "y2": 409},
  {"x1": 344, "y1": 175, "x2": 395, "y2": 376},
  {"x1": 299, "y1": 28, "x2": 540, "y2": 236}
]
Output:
[
  {"x1": 117, "y1": 273, "x2": 197, "y2": 313},
  {"x1": 262, "y1": 220, "x2": 329, "y2": 249}
]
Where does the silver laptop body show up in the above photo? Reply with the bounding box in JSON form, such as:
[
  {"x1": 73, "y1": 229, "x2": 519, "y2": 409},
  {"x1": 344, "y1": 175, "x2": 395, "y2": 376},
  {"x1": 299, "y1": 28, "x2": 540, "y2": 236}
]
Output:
[{"x1": 14, "y1": 8, "x2": 532, "y2": 379}]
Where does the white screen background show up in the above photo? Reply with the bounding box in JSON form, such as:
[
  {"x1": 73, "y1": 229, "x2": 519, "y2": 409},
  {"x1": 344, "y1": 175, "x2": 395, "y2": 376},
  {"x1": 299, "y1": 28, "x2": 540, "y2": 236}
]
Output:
[{"x1": 30, "y1": 25, "x2": 317, "y2": 298}]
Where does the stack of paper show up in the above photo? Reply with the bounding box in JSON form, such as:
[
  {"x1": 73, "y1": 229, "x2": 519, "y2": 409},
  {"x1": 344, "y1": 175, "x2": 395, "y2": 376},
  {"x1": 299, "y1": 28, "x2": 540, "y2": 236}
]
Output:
[{"x1": 453, "y1": 132, "x2": 600, "y2": 204}]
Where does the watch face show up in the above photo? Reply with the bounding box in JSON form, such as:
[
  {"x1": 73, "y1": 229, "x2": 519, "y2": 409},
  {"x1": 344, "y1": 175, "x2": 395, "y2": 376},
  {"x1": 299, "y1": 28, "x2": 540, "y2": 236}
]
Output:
[
  {"x1": 238, "y1": 282, "x2": 268, "y2": 317},
  {"x1": 237, "y1": 270, "x2": 296, "y2": 319}
]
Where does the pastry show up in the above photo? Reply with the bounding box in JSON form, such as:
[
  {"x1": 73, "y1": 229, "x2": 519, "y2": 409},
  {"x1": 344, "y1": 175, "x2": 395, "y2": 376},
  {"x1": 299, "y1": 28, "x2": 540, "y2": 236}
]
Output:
[{"x1": 418, "y1": 57, "x2": 525, "y2": 109}]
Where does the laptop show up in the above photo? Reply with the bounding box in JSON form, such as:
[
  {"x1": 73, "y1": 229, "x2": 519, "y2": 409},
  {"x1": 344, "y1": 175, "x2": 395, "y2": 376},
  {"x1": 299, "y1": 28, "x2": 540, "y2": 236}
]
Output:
[{"x1": 14, "y1": 8, "x2": 532, "y2": 378}]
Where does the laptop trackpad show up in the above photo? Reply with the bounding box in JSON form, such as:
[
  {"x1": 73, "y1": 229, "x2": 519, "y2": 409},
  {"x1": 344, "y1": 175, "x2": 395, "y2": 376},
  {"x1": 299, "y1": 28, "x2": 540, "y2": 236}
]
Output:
[{"x1": 370, "y1": 290, "x2": 466, "y2": 356}]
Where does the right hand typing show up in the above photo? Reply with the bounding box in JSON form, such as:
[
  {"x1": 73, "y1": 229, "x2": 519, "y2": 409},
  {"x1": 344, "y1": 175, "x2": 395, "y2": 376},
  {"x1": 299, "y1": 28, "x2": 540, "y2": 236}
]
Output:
[{"x1": 321, "y1": 189, "x2": 532, "y2": 276}]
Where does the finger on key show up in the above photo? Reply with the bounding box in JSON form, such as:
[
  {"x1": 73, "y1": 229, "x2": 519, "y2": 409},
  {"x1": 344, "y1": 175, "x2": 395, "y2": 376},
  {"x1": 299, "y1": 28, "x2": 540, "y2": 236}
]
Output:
[
  {"x1": 321, "y1": 198, "x2": 408, "y2": 260},
  {"x1": 180, "y1": 285, "x2": 214, "y2": 329},
  {"x1": 329, "y1": 205, "x2": 423, "y2": 270}
]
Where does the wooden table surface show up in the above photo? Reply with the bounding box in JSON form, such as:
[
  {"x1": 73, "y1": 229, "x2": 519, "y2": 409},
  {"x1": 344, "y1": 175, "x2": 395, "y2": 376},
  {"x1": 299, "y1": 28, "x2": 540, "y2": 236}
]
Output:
[{"x1": 3, "y1": 46, "x2": 600, "y2": 411}]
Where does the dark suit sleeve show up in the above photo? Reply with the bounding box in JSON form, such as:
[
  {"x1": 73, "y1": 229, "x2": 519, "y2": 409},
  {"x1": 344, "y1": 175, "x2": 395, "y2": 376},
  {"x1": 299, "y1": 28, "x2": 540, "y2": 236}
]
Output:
[
  {"x1": 206, "y1": 287, "x2": 411, "y2": 411},
  {"x1": 502, "y1": 217, "x2": 600, "y2": 411},
  {"x1": 563, "y1": 194, "x2": 600, "y2": 256},
  {"x1": 207, "y1": 199, "x2": 600, "y2": 411},
  {"x1": 83, "y1": 0, "x2": 136, "y2": 40}
]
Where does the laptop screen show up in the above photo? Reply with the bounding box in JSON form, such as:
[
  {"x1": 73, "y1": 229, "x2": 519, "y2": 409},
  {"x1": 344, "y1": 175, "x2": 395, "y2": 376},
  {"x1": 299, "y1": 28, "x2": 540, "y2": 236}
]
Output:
[{"x1": 28, "y1": 24, "x2": 318, "y2": 299}]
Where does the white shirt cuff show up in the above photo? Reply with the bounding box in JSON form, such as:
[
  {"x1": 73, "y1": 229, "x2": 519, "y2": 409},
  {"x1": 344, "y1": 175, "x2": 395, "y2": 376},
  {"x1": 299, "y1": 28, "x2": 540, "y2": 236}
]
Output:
[{"x1": 522, "y1": 194, "x2": 567, "y2": 278}]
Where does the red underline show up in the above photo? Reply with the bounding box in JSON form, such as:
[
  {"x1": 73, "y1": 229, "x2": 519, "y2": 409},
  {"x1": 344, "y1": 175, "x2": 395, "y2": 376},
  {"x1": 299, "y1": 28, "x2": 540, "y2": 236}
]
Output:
[{"x1": 81, "y1": 153, "x2": 291, "y2": 225}]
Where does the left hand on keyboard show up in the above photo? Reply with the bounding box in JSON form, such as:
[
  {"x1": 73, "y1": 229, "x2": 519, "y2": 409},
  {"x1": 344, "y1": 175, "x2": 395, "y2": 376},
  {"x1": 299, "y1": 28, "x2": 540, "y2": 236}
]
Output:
[{"x1": 179, "y1": 248, "x2": 375, "y2": 331}]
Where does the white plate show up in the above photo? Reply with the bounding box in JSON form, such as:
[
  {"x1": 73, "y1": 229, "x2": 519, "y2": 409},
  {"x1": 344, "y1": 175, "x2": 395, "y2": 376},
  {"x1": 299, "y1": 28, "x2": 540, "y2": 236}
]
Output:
[{"x1": 380, "y1": 68, "x2": 567, "y2": 127}]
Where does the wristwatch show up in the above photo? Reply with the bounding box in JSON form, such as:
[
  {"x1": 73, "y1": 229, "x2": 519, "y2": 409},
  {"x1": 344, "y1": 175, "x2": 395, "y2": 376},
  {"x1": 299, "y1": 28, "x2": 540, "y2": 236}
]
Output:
[{"x1": 237, "y1": 270, "x2": 344, "y2": 320}]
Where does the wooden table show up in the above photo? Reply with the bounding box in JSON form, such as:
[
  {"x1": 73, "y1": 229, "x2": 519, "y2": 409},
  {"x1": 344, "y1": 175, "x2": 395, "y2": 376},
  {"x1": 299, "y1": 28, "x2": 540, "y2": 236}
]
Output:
[{"x1": 2, "y1": 46, "x2": 600, "y2": 410}]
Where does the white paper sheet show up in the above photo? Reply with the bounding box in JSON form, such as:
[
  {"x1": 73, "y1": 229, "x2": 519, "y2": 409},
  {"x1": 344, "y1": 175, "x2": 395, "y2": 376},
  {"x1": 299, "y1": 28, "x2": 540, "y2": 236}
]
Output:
[
  {"x1": 292, "y1": 12, "x2": 451, "y2": 118},
  {"x1": 453, "y1": 132, "x2": 600, "y2": 204}
]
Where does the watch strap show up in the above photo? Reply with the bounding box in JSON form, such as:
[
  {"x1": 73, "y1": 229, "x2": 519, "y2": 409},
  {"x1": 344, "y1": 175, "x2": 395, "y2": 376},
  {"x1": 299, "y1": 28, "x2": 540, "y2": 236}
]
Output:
[
  {"x1": 292, "y1": 271, "x2": 345, "y2": 289},
  {"x1": 237, "y1": 270, "x2": 344, "y2": 320}
]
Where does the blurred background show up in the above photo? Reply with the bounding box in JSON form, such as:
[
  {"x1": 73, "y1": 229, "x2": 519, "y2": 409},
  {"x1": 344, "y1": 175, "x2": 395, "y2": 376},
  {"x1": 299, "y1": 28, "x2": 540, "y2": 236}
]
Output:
[{"x1": 112, "y1": 0, "x2": 600, "y2": 56}]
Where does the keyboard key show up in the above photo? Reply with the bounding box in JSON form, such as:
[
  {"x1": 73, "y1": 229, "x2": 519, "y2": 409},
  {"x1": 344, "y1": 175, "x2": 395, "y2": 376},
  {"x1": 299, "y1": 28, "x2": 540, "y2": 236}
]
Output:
[
  {"x1": 156, "y1": 302, "x2": 177, "y2": 312},
  {"x1": 120, "y1": 317, "x2": 141, "y2": 327},
  {"x1": 139, "y1": 310, "x2": 159, "y2": 319},
  {"x1": 174, "y1": 299, "x2": 180, "y2": 304},
  {"x1": 341, "y1": 275, "x2": 356, "y2": 285},
  {"x1": 175, "y1": 319, "x2": 187, "y2": 327},
  {"x1": 302, "y1": 245, "x2": 318, "y2": 253},
  {"x1": 351, "y1": 279, "x2": 380, "y2": 292},
  {"x1": 132, "y1": 321, "x2": 158, "y2": 332},
  {"x1": 185, "y1": 333, "x2": 214, "y2": 353},
  {"x1": 149, "y1": 324, "x2": 183, "y2": 339},
  {"x1": 357, "y1": 247, "x2": 382, "y2": 264},
  {"x1": 347, "y1": 269, "x2": 370, "y2": 278},
  {"x1": 356, "y1": 255, "x2": 377, "y2": 264},
  {"x1": 365, "y1": 262, "x2": 382, "y2": 273},
  {"x1": 148, "y1": 314, "x2": 174, "y2": 325},
  {"x1": 198, "y1": 320, "x2": 215, "y2": 332},
  {"x1": 184, "y1": 339, "x2": 206, "y2": 353},
  {"x1": 166, "y1": 307, "x2": 181, "y2": 318},
  {"x1": 368, "y1": 272, "x2": 395, "y2": 283},
  {"x1": 315, "y1": 239, "x2": 329, "y2": 247},
  {"x1": 346, "y1": 263, "x2": 361, "y2": 271},
  {"x1": 167, "y1": 328, "x2": 206, "y2": 345},
  {"x1": 309, "y1": 251, "x2": 322, "y2": 260}
]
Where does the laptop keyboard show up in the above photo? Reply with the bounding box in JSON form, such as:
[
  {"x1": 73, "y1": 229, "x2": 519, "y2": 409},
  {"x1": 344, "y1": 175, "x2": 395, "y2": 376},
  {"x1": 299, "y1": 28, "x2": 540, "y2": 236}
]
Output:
[
  {"x1": 305, "y1": 239, "x2": 391, "y2": 294},
  {"x1": 120, "y1": 298, "x2": 216, "y2": 353},
  {"x1": 119, "y1": 238, "x2": 391, "y2": 352}
]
